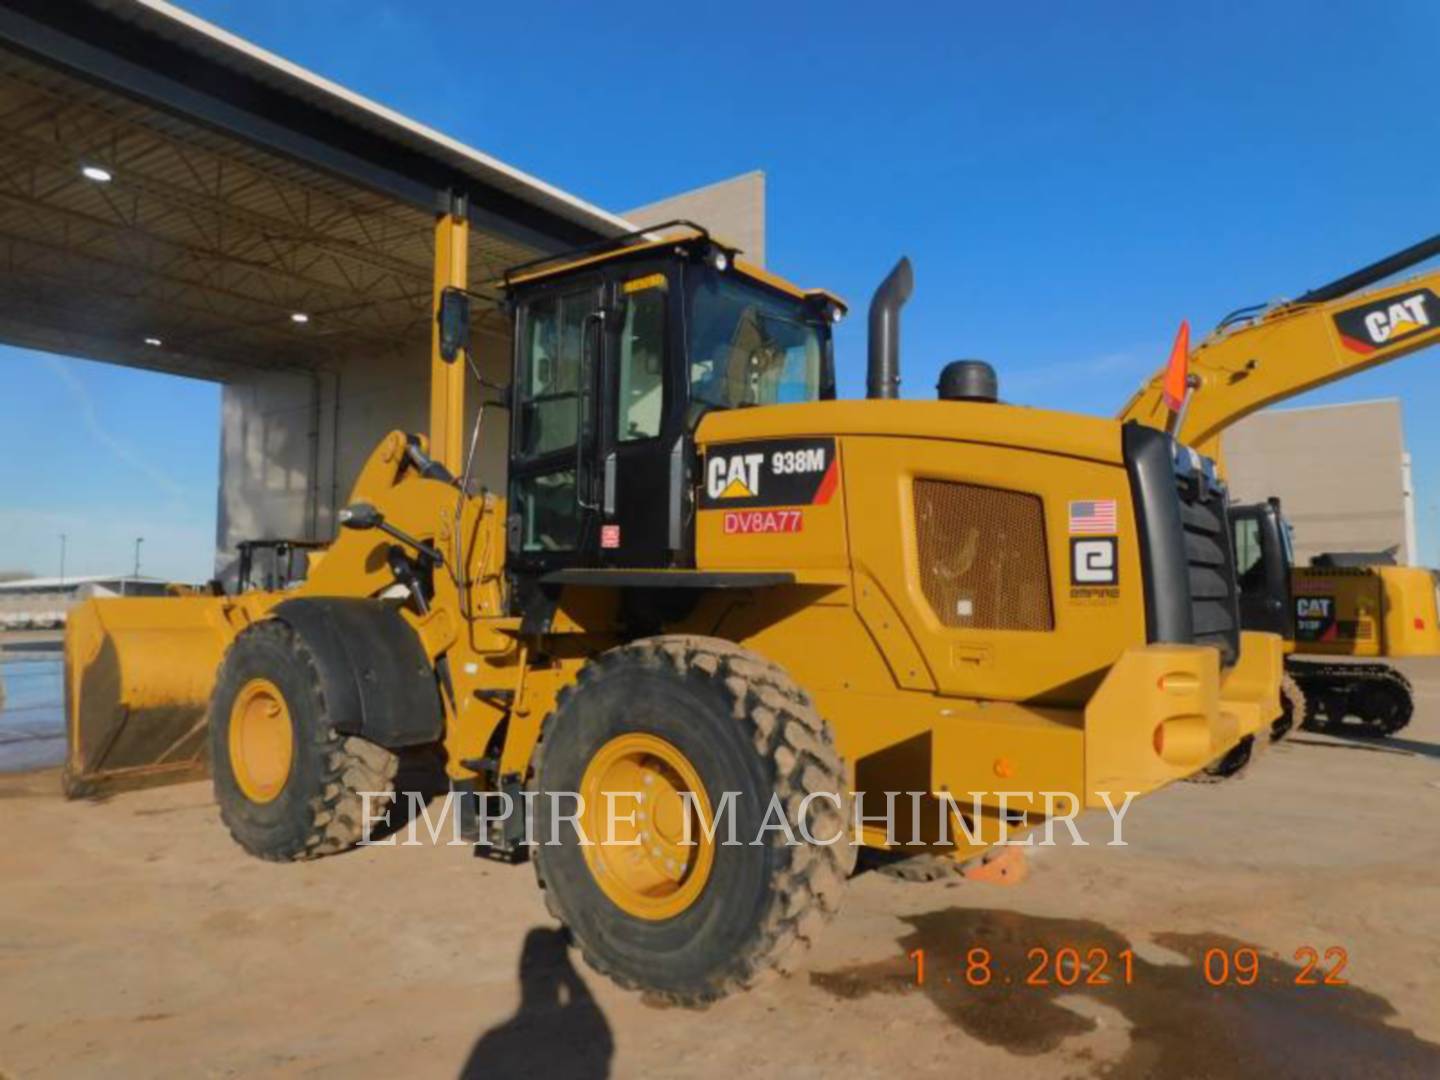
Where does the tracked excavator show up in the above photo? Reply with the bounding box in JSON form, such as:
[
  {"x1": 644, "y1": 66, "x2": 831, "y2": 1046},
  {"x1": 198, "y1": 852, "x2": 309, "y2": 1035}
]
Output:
[
  {"x1": 66, "y1": 214, "x2": 1280, "y2": 1002},
  {"x1": 1121, "y1": 233, "x2": 1440, "y2": 741},
  {"x1": 1231, "y1": 497, "x2": 1422, "y2": 736}
]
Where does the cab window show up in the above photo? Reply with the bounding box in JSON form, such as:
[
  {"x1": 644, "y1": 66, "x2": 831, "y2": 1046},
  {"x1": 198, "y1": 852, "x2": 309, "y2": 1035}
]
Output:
[
  {"x1": 516, "y1": 291, "x2": 590, "y2": 460},
  {"x1": 688, "y1": 275, "x2": 822, "y2": 410},
  {"x1": 617, "y1": 285, "x2": 665, "y2": 441},
  {"x1": 1234, "y1": 516, "x2": 1265, "y2": 591}
]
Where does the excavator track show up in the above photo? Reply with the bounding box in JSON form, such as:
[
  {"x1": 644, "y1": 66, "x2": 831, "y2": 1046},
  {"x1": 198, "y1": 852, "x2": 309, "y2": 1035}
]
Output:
[{"x1": 1286, "y1": 659, "x2": 1414, "y2": 737}]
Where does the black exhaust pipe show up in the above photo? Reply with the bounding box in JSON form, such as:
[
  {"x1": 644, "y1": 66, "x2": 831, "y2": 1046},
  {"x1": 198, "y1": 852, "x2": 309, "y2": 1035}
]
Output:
[{"x1": 867, "y1": 257, "x2": 914, "y2": 399}]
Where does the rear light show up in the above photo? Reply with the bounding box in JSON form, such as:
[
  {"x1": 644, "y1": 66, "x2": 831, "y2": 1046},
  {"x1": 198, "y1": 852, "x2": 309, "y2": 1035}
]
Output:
[
  {"x1": 1416, "y1": 618, "x2": 1426, "y2": 631},
  {"x1": 1152, "y1": 723, "x2": 1166, "y2": 756}
]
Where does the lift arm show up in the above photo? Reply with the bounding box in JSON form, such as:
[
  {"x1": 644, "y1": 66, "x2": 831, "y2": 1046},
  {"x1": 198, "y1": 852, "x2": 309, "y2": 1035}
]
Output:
[{"x1": 1119, "y1": 234, "x2": 1440, "y2": 457}]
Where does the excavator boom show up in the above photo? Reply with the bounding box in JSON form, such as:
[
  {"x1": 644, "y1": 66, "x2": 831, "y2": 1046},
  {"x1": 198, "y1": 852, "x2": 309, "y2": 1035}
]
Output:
[{"x1": 1120, "y1": 233, "x2": 1440, "y2": 456}]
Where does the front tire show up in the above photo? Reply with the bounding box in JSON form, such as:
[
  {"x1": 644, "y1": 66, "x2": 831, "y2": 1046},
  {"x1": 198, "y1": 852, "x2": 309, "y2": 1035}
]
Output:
[
  {"x1": 531, "y1": 636, "x2": 852, "y2": 1005},
  {"x1": 209, "y1": 620, "x2": 397, "y2": 861}
]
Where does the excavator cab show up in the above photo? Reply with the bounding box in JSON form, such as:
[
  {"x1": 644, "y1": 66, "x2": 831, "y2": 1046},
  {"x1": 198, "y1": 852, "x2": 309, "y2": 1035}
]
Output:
[{"x1": 1231, "y1": 498, "x2": 1295, "y2": 639}]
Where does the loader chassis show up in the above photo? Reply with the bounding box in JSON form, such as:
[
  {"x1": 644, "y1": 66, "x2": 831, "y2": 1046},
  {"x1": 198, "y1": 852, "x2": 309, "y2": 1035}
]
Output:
[{"x1": 65, "y1": 221, "x2": 1275, "y2": 1003}]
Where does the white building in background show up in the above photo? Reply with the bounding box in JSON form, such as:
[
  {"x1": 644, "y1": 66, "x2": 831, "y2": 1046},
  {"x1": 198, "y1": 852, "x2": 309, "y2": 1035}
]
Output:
[
  {"x1": 1223, "y1": 398, "x2": 1416, "y2": 566},
  {"x1": 0, "y1": 576, "x2": 170, "y2": 629}
]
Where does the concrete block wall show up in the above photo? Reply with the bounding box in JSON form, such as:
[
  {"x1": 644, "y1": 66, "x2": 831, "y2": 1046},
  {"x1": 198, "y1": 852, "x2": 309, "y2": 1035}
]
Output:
[
  {"x1": 625, "y1": 171, "x2": 766, "y2": 267},
  {"x1": 215, "y1": 323, "x2": 511, "y2": 583},
  {"x1": 1223, "y1": 398, "x2": 1413, "y2": 566}
]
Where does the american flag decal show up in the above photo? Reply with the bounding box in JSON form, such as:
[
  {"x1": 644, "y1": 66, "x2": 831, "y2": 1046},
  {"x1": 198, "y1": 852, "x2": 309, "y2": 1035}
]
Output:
[{"x1": 1069, "y1": 499, "x2": 1117, "y2": 534}]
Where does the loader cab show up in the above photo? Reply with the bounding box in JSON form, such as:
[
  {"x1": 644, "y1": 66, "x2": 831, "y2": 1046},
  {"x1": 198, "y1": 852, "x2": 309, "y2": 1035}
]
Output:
[
  {"x1": 502, "y1": 227, "x2": 841, "y2": 583},
  {"x1": 1231, "y1": 498, "x2": 1295, "y2": 638}
]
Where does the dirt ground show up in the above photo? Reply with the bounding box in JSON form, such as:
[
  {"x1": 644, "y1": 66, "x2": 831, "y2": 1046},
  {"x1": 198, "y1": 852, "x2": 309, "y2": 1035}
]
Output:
[{"x1": 3, "y1": 660, "x2": 1440, "y2": 1079}]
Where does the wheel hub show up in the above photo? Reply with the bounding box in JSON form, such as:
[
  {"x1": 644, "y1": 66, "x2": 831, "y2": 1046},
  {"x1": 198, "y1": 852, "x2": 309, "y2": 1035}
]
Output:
[
  {"x1": 578, "y1": 733, "x2": 714, "y2": 921},
  {"x1": 228, "y1": 677, "x2": 294, "y2": 804}
]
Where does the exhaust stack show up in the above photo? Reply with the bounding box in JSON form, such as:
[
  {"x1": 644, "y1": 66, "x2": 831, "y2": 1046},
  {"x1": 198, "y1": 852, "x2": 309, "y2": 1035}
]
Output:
[{"x1": 866, "y1": 257, "x2": 914, "y2": 399}]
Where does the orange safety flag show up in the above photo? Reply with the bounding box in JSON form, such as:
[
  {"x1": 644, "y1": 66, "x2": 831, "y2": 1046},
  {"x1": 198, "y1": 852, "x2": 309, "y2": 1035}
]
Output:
[{"x1": 1161, "y1": 320, "x2": 1191, "y2": 414}]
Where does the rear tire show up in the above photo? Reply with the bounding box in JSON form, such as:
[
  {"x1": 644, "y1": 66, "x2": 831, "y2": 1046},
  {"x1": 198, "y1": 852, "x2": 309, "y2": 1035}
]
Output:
[
  {"x1": 531, "y1": 635, "x2": 853, "y2": 1005},
  {"x1": 209, "y1": 620, "x2": 398, "y2": 861}
]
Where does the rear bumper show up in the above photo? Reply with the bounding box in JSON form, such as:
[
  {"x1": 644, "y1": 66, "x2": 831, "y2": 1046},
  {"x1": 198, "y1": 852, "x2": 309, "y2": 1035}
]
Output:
[
  {"x1": 1082, "y1": 639, "x2": 1275, "y2": 806},
  {"x1": 1217, "y1": 630, "x2": 1285, "y2": 741}
]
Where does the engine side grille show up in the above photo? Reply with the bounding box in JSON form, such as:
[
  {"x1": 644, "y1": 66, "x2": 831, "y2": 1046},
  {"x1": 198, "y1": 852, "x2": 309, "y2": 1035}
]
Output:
[
  {"x1": 914, "y1": 479, "x2": 1054, "y2": 632},
  {"x1": 1176, "y1": 467, "x2": 1241, "y2": 665}
]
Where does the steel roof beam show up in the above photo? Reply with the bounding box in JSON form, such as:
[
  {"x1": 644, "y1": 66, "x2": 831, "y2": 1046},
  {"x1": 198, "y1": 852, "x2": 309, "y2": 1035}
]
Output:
[{"x1": 0, "y1": 0, "x2": 607, "y2": 254}]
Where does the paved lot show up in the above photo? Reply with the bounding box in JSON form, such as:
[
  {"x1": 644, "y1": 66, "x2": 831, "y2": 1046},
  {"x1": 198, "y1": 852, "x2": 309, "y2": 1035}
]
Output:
[{"x1": 2, "y1": 659, "x2": 1439, "y2": 1078}]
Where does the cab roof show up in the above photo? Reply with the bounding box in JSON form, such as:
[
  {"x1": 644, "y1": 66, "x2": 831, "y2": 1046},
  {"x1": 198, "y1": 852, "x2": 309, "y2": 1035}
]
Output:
[{"x1": 499, "y1": 222, "x2": 847, "y2": 314}]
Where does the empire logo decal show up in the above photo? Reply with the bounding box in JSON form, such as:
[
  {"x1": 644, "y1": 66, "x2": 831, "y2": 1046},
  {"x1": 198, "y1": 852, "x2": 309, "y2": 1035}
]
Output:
[
  {"x1": 1070, "y1": 537, "x2": 1118, "y2": 600},
  {"x1": 700, "y1": 438, "x2": 838, "y2": 510},
  {"x1": 1334, "y1": 289, "x2": 1436, "y2": 354}
]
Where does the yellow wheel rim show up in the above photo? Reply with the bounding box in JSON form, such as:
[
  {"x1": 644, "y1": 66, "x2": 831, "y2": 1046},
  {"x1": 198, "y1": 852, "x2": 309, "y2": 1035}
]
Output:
[
  {"x1": 228, "y1": 677, "x2": 294, "y2": 804},
  {"x1": 578, "y1": 733, "x2": 715, "y2": 921}
]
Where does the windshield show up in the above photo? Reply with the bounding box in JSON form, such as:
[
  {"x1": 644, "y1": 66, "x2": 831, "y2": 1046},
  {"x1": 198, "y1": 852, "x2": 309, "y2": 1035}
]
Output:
[{"x1": 688, "y1": 273, "x2": 824, "y2": 409}]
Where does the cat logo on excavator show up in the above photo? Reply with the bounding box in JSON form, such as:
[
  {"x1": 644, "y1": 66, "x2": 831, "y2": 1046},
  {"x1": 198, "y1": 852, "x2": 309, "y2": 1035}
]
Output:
[{"x1": 1334, "y1": 289, "x2": 1435, "y2": 353}]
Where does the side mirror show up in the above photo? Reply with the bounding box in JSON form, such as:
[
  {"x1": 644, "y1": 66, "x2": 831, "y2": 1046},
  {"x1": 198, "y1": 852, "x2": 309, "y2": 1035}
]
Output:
[
  {"x1": 437, "y1": 288, "x2": 470, "y2": 363},
  {"x1": 339, "y1": 502, "x2": 383, "y2": 530}
]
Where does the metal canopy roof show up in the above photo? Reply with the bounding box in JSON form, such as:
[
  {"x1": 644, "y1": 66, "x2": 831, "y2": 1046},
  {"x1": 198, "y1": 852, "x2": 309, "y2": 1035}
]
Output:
[{"x1": 0, "y1": 0, "x2": 632, "y2": 381}]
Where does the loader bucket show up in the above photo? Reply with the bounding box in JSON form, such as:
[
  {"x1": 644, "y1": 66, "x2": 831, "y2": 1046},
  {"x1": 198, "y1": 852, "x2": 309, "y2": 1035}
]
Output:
[{"x1": 63, "y1": 596, "x2": 238, "y2": 798}]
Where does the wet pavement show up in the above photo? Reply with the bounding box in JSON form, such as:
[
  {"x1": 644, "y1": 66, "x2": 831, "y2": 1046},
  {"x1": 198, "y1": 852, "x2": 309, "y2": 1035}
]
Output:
[{"x1": 0, "y1": 650, "x2": 64, "y2": 772}]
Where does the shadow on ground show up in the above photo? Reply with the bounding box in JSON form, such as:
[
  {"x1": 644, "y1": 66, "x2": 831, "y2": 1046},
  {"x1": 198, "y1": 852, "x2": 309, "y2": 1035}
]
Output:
[
  {"x1": 1288, "y1": 734, "x2": 1440, "y2": 761},
  {"x1": 812, "y1": 907, "x2": 1440, "y2": 1078},
  {"x1": 460, "y1": 927, "x2": 613, "y2": 1079}
]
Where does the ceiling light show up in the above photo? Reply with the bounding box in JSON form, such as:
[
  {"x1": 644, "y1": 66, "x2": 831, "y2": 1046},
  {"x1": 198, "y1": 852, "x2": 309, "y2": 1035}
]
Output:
[
  {"x1": 290, "y1": 312, "x2": 310, "y2": 324},
  {"x1": 81, "y1": 165, "x2": 113, "y2": 183},
  {"x1": 143, "y1": 336, "x2": 162, "y2": 347}
]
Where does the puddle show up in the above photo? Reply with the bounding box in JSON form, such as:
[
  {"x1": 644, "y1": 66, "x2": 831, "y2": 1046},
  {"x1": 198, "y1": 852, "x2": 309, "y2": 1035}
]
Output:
[
  {"x1": 811, "y1": 907, "x2": 1440, "y2": 1077},
  {"x1": 0, "y1": 656, "x2": 65, "y2": 772}
]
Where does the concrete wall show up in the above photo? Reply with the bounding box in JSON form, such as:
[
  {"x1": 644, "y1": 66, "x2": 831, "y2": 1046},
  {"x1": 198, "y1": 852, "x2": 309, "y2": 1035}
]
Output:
[
  {"x1": 625, "y1": 171, "x2": 766, "y2": 267},
  {"x1": 214, "y1": 324, "x2": 511, "y2": 583},
  {"x1": 1223, "y1": 398, "x2": 1412, "y2": 566}
]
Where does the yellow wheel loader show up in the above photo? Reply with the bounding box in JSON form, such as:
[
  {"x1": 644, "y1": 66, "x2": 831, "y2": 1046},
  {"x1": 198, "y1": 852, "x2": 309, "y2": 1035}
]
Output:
[
  {"x1": 66, "y1": 214, "x2": 1279, "y2": 1003},
  {"x1": 1121, "y1": 233, "x2": 1440, "y2": 745}
]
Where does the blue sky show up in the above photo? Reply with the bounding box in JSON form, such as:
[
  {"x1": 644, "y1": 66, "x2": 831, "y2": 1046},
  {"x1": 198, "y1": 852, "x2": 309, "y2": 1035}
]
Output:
[{"x1": 1, "y1": 0, "x2": 1437, "y2": 579}]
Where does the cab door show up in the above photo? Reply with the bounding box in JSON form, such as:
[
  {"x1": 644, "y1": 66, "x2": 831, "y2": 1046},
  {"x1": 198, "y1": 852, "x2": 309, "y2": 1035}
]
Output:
[
  {"x1": 1232, "y1": 504, "x2": 1292, "y2": 637},
  {"x1": 506, "y1": 277, "x2": 604, "y2": 575},
  {"x1": 596, "y1": 266, "x2": 688, "y2": 568}
]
